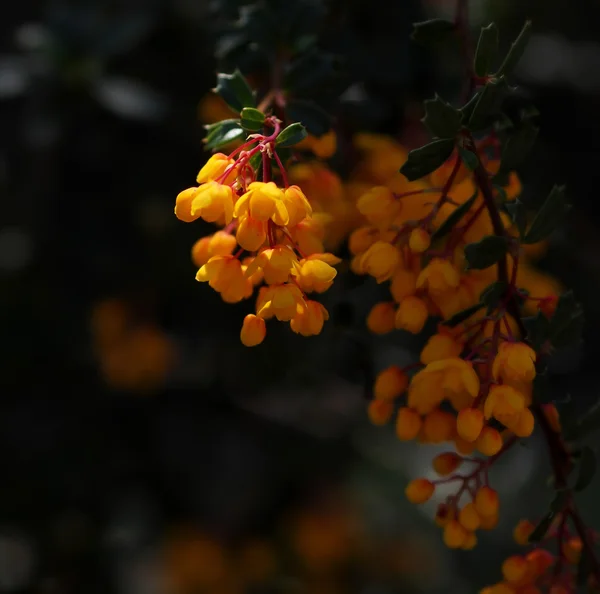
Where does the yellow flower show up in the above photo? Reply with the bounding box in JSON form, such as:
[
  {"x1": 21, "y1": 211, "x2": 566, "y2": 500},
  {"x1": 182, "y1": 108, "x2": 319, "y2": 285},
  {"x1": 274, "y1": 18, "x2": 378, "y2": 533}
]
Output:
[
  {"x1": 291, "y1": 216, "x2": 328, "y2": 256},
  {"x1": 256, "y1": 283, "x2": 305, "y2": 321},
  {"x1": 484, "y1": 385, "x2": 526, "y2": 420},
  {"x1": 348, "y1": 226, "x2": 379, "y2": 255},
  {"x1": 196, "y1": 256, "x2": 252, "y2": 302},
  {"x1": 409, "y1": 228, "x2": 431, "y2": 253},
  {"x1": 422, "y1": 408, "x2": 456, "y2": 443},
  {"x1": 395, "y1": 295, "x2": 428, "y2": 333},
  {"x1": 432, "y1": 452, "x2": 462, "y2": 476},
  {"x1": 190, "y1": 181, "x2": 235, "y2": 224},
  {"x1": 293, "y1": 253, "x2": 340, "y2": 293},
  {"x1": 408, "y1": 358, "x2": 479, "y2": 415},
  {"x1": 236, "y1": 215, "x2": 267, "y2": 252},
  {"x1": 420, "y1": 332, "x2": 463, "y2": 364},
  {"x1": 175, "y1": 187, "x2": 202, "y2": 222},
  {"x1": 196, "y1": 153, "x2": 237, "y2": 184},
  {"x1": 357, "y1": 240, "x2": 401, "y2": 282},
  {"x1": 374, "y1": 365, "x2": 408, "y2": 400},
  {"x1": 282, "y1": 185, "x2": 312, "y2": 227},
  {"x1": 459, "y1": 502, "x2": 481, "y2": 532},
  {"x1": 366, "y1": 302, "x2": 396, "y2": 334},
  {"x1": 405, "y1": 479, "x2": 435, "y2": 504},
  {"x1": 475, "y1": 426, "x2": 503, "y2": 456},
  {"x1": 368, "y1": 399, "x2": 394, "y2": 425},
  {"x1": 234, "y1": 181, "x2": 289, "y2": 225},
  {"x1": 492, "y1": 341, "x2": 537, "y2": 383},
  {"x1": 290, "y1": 300, "x2": 329, "y2": 336},
  {"x1": 240, "y1": 314, "x2": 266, "y2": 347},
  {"x1": 443, "y1": 520, "x2": 468, "y2": 549},
  {"x1": 357, "y1": 186, "x2": 400, "y2": 226},
  {"x1": 513, "y1": 520, "x2": 536, "y2": 545},
  {"x1": 390, "y1": 267, "x2": 418, "y2": 302},
  {"x1": 245, "y1": 246, "x2": 298, "y2": 285},
  {"x1": 395, "y1": 407, "x2": 422, "y2": 440},
  {"x1": 416, "y1": 258, "x2": 460, "y2": 294},
  {"x1": 456, "y1": 407, "x2": 484, "y2": 442},
  {"x1": 297, "y1": 130, "x2": 337, "y2": 159}
]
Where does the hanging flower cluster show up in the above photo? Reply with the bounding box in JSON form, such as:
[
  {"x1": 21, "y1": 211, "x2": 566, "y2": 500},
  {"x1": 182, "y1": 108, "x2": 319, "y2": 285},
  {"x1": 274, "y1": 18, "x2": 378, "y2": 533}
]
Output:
[{"x1": 175, "y1": 115, "x2": 340, "y2": 346}]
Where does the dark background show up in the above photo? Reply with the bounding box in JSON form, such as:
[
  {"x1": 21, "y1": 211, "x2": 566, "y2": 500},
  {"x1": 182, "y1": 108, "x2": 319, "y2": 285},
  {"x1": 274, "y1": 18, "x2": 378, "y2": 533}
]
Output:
[{"x1": 1, "y1": 1, "x2": 599, "y2": 593}]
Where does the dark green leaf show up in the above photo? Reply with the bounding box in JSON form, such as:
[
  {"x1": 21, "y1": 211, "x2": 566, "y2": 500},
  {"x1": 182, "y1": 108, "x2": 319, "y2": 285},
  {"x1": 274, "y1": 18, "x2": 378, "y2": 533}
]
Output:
[
  {"x1": 422, "y1": 94, "x2": 462, "y2": 138},
  {"x1": 505, "y1": 199, "x2": 527, "y2": 237},
  {"x1": 240, "y1": 107, "x2": 265, "y2": 131},
  {"x1": 276, "y1": 122, "x2": 308, "y2": 147},
  {"x1": 523, "y1": 311, "x2": 550, "y2": 352},
  {"x1": 284, "y1": 50, "x2": 337, "y2": 93},
  {"x1": 464, "y1": 235, "x2": 509, "y2": 270},
  {"x1": 204, "y1": 119, "x2": 245, "y2": 150},
  {"x1": 499, "y1": 122, "x2": 538, "y2": 173},
  {"x1": 248, "y1": 151, "x2": 262, "y2": 171},
  {"x1": 286, "y1": 99, "x2": 332, "y2": 137},
  {"x1": 399, "y1": 139, "x2": 455, "y2": 181},
  {"x1": 214, "y1": 70, "x2": 255, "y2": 112},
  {"x1": 474, "y1": 23, "x2": 499, "y2": 77},
  {"x1": 524, "y1": 185, "x2": 570, "y2": 244},
  {"x1": 574, "y1": 447, "x2": 596, "y2": 491},
  {"x1": 527, "y1": 511, "x2": 554, "y2": 543},
  {"x1": 496, "y1": 21, "x2": 533, "y2": 77},
  {"x1": 480, "y1": 281, "x2": 508, "y2": 313},
  {"x1": 442, "y1": 303, "x2": 484, "y2": 327},
  {"x1": 467, "y1": 78, "x2": 509, "y2": 131},
  {"x1": 410, "y1": 19, "x2": 456, "y2": 46},
  {"x1": 548, "y1": 290, "x2": 584, "y2": 349},
  {"x1": 430, "y1": 191, "x2": 478, "y2": 242},
  {"x1": 458, "y1": 147, "x2": 479, "y2": 170},
  {"x1": 529, "y1": 489, "x2": 569, "y2": 542}
]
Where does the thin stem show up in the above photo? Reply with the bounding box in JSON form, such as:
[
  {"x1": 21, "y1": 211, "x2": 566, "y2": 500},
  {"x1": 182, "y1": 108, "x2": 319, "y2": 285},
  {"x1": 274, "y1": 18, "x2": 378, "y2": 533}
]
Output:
[{"x1": 272, "y1": 149, "x2": 289, "y2": 188}]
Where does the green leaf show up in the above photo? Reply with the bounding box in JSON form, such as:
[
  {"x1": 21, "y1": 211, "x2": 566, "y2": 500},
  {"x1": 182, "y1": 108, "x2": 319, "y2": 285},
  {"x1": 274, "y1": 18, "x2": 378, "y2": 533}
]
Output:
[
  {"x1": 411, "y1": 19, "x2": 456, "y2": 46},
  {"x1": 474, "y1": 23, "x2": 499, "y2": 77},
  {"x1": 495, "y1": 21, "x2": 533, "y2": 77},
  {"x1": 467, "y1": 78, "x2": 509, "y2": 131},
  {"x1": 574, "y1": 446, "x2": 596, "y2": 491},
  {"x1": 499, "y1": 122, "x2": 539, "y2": 173},
  {"x1": 527, "y1": 511, "x2": 554, "y2": 543},
  {"x1": 464, "y1": 235, "x2": 509, "y2": 270},
  {"x1": 240, "y1": 107, "x2": 265, "y2": 131},
  {"x1": 399, "y1": 139, "x2": 455, "y2": 181},
  {"x1": 214, "y1": 70, "x2": 256, "y2": 112},
  {"x1": 422, "y1": 94, "x2": 462, "y2": 138},
  {"x1": 480, "y1": 281, "x2": 508, "y2": 313},
  {"x1": 430, "y1": 190, "x2": 478, "y2": 242},
  {"x1": 248, "y1": 151, "x2": 262, "y2": 171},
  {"x1": 276, "y1": 122, "x2": 308, "y2": 147},
  {"x1": 286, "y1": 99, "x2": 332, "y2": 137},
  {"x1": 528, "y1": 489, "x2": 570, "y2": 543},
  {"x1": 459, "y1": 147, "x2": 479, "y2": 170},
  {"x1": 523, "y1": 311, "x2": 550, "y2": 352},
  {"x1": 548, "y1": 290, "x2": 584, "y2": 349},
  {"x1": 505, "y1": 199, "x2": 527, "y2": 238},
  {"x1": 204, "y1": 119, "x2": 245, "y2": 150},
  {"x1": 524, "y1": 185, "x2": 570, "y2": 244},
  {"x1": 442, "y1": 303, "x2": 484, "y2": 328}
]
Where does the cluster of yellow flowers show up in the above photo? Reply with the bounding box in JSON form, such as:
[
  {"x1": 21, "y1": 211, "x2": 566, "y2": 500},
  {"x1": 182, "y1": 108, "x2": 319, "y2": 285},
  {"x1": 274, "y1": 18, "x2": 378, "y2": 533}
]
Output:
[
  {"x1": 175, "y1": 116, "x2": 342, "y2": 346},
  {"x1": 482, "y1": 519, "x2": 583, "y2": 594}
]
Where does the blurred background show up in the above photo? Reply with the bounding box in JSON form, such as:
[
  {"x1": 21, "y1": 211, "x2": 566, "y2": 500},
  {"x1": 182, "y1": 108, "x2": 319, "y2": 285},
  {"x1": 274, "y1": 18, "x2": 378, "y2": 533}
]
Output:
[{"x1": 1, "y1": 0, "x2": 600, "y2": 593}]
